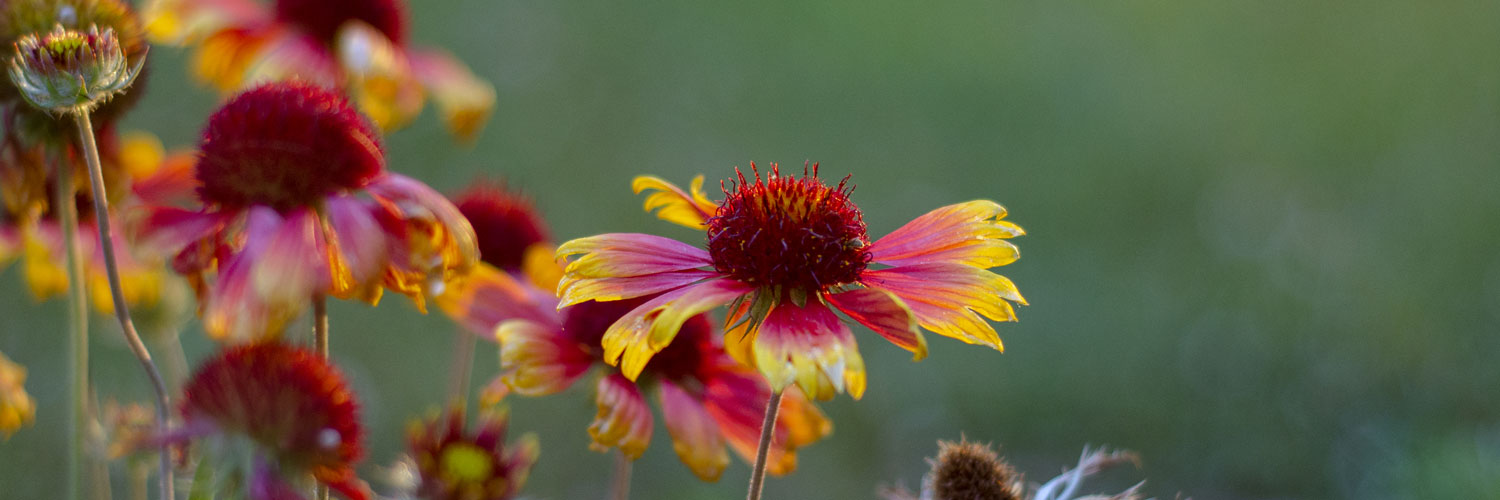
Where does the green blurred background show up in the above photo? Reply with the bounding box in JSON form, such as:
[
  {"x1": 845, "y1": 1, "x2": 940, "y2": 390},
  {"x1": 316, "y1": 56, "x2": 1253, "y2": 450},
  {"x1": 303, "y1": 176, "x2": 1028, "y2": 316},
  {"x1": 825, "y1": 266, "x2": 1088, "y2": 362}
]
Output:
[{"x1": 4, "y1": 0, "x2": 1500, "y2": 498}]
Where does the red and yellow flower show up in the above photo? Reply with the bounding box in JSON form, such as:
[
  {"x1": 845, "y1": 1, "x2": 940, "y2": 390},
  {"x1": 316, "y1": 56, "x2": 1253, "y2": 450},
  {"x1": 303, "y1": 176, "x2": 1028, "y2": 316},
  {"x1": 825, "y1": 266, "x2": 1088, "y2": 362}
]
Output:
[
  {"x1": 144, "y1": 0, "x2": 495, "y2": 142},
  {"x1": 406, "y1": 407, "x2": 539, "y2": 500},
  {"x1": 178, "y1": 342, "x2": 369, "y2": 499},
  {"x1": 556, "y1": 163, "x2": 1026, "y2": 401},
  {"x1": 435, "y1": 187, "x2": 830, "y2": 481},
  {"x1": 135, "y1": 81, "x2": 478, "y2": 343}
]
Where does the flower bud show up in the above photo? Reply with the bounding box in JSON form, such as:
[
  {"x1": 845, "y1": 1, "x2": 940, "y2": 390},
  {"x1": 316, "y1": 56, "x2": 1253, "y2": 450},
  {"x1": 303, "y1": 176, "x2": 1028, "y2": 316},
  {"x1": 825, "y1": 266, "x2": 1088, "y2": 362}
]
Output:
[{"x1": 8, "y1": 24, "x2": 143, "y2": 113}]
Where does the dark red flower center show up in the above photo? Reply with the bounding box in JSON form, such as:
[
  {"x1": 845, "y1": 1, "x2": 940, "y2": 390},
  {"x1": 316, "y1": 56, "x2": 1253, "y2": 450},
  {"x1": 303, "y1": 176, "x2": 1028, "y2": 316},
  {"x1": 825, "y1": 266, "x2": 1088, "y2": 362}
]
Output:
[
  {"x1": 706, "y1": 163, "x2": 870, "y2": 293},
  {"x1": 195, "y1": 82, "x2": 385, "y2": 211},
  {"x1": 179, "y1": 343, "x2": 363, "y2": 473},
  {"x1": 453, "y1": 182, "x2": 551, "y2": 272},
  {"x1": 275, "y1": 0, "x2": 407, "y2": 45}
]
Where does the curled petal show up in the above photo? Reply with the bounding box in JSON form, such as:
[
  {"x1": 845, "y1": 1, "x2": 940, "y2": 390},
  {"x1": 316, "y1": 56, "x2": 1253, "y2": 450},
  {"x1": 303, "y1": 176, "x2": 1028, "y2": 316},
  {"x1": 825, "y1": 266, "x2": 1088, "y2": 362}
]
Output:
[
  {"x1": 730, "y1": 299, "x2": 867, "y2": 400},
  {"x1": 129, "y1": 151, "x2": 199, "y2": 206},
  {"x1": 869, "y1": 200, "x2": 1022, "y2": 268},
  {"x1": 369, "y1": 174, "x2": 480, "y2": 311},
  {"x1": 494, "y1": 319, "x2": 592, "y2": 396},
  {"x1": 862, "y1": 263, "x2": 1025, "y2": 350},
  {"x1": 632, "y1": 175, "x2": 719, "y2": 229},
  {"x1": 589, "y1": 374, "x2": 653, "y2": 459},
  {"x1": 601, "y1": 279, "x2": 753, "y2": 380},
  {"x1": 824, "y1": 287, "x2": 927, "y2": 359},
  {"x1": 337, "y1": 22, "x2": 424, "y2": 132},
  {"x1": 657, "y1": 380, "x2": 730, "y2": 481},
  {"x1": 409, "y1": 48, "x2": 496, "y2": 143}
]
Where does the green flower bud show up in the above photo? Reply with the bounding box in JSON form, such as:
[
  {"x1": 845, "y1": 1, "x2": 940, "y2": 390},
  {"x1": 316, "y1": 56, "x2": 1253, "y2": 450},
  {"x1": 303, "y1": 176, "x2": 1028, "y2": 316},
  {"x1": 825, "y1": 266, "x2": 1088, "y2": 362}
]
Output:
[{"x1": 7, "y1": 24, "x2": 142, "y2": 113}]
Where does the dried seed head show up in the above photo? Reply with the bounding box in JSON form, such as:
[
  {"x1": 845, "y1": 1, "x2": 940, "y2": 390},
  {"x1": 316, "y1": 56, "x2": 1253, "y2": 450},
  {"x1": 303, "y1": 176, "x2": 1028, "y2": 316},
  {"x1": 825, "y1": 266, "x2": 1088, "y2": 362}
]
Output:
[
  {"x1": 8, "y1": 24, "x2": 142, "y2": 112},
  {"x1": 928, "y1": 439, "x2": 1020, "y2": 500}
]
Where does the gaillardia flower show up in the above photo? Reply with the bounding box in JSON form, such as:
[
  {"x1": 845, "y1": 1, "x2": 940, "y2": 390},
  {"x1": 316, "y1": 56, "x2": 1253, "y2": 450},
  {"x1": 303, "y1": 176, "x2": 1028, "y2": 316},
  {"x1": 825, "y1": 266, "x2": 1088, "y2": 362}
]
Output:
[
  {"x1": 178, "y1": 342, "x2": 369, "y2": 499},
  {"x1": 136, "y1": 81, "x2": 478, "y2": 343},
  {"x1": 405, "y1": 408, "x2": 538, "y2": 500},
  {"x1": 8, "y1": 23, "x2": 144, "y2": 112},
  {"x1": 434, "y1": 192, "x2": 830, "y2": 481},
  {"x1": 557, "y1": 163, "x2": 1026, "y2": 400},
  {"x1": 144, "y1": 0, "x2": 495, "y2": 141}
]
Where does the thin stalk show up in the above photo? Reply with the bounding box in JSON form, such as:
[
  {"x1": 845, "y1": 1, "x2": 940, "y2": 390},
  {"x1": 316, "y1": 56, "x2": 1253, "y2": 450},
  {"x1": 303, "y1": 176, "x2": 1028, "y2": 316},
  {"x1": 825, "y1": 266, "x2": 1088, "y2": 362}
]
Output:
[
  {"x1": 74, "y1": 110, "x2": 173, "y2": 500},
  {"x1": 746, "y1": 389, "x2": 784, "y2": 500},
  {"x1": 611, "y1": 450, "x2": 633, "y2": 500},
  {"x1": 447, "y1": 329, "x2": 477, "y2": 408},
  {"x1": 313, "y1": 294, "x2": 329, "y2": 500},
  {"x1": 57, "y1": 158, "x2": 88, "y2": 500}
]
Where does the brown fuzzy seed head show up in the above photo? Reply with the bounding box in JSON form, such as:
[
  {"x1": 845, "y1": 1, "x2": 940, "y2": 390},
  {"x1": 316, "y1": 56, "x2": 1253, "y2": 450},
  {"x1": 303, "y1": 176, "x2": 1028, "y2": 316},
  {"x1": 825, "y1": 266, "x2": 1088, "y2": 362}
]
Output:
[{"x1": 929, "y1": 439, "x2": 1019, "y2": 500}]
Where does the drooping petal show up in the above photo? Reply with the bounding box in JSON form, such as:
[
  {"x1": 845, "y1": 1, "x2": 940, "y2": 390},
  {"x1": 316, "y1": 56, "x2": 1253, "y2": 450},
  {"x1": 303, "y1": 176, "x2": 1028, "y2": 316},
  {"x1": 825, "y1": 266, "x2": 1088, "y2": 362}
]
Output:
[
  {"x1": 322, "y1": 196, "x2": 388, "y2": 302},
  {"x1": 601, "y1": 279, "x2": 753, "y2": 380},
  {"x1": 129, "y1": 151, "x2": 199, "y2": 206},
  {"x1": 132, "y1": 207, "x2": 225, "y2": 257},
  {"x1": 336, "y1": 22, "x2": 424, "y2": 133},
  {"x1": 731, "y1": 299, "x2": 868, "y2": 401},
  {"x1": 869, "y1": 200, "x2": 1023, "y2": 268},
  {"x1": 202, "y1": 207, "x2": 299, "y2": 343},
  {"x1": 368, "y1": 173, "x2": 480, "y2": 311},
  {"x1": 824, "y1": 287, "x2": 927, "y2": 359},
  {"x1": 657, "y1": 379, "x2": 730, "y2": 481},
  {"x1": 862, "y1": 263, "x2": 1026, "y2": 351},
  {"x1": 632, "y1": 175, "x2": 719, "y2": 229},
  {"x1": 252, "y1": 208, "x2": 330, "y2": 308},
  {"x1": 493, "y1": 319, "x2": 593, "y2": 396},
  {"x1": 702, "y1": 364, "x2": 830, "y2": 476},
  {"x1": 589, "y1": 374, "x2": 653, "y2": 460},
  {"x1": 437, "y1": 264, "x2": 559, "y2": 338},
  {"x1": 408, "y1": 47, "x2": 496, "y2": 143}
]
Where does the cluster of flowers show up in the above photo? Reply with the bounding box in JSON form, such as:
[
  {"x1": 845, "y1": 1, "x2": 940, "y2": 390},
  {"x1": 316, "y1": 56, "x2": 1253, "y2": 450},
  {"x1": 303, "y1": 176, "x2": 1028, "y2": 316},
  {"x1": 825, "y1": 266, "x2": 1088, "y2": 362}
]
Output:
[{"x1": 0, "y1": 1, "x2": 1110, "y2": 499}]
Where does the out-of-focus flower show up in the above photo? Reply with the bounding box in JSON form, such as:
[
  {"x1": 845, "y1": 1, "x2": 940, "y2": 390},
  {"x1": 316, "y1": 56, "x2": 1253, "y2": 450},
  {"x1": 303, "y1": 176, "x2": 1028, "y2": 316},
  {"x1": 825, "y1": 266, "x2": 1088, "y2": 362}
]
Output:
[
  {"x1": 144, "y1": 0, "x2": 495, "y2": 142},
  {"x1": 404, "y1": 407, "x2": 538, "y2": 500},
  {"x1": 435, "y1": 185, "x2": 831, "y2": 481},
  {"x1": 8, "y1": 23, "x2": 144, "y2": 112},
  {"x1": 177, "y1": 341, "x2": 370, "y2": 499},
  {"x1": 0, "y1": 350, "x2": 36, "y2": 439},
  {"x1": 0, "y1": 129, "x2": 177, "y2": 316},
  {"x1": 881, "y1": 442, "x2": 1146, "y2": 500},
  {"x1": 556, "y1": 163, "x2": 1026, "y2": 401},
  {"x1": 134, "y1": 81, "x2": 477, "y2": 343}
]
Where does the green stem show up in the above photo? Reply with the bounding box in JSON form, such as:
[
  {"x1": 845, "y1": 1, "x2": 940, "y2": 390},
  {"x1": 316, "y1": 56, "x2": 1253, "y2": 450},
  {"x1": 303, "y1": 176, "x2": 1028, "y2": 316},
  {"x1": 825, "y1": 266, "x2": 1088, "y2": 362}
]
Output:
[
  {"x1": 57, "y1": 152, "x2": 89, "y2": 500},
  {"x1": 746, "y1": 389, "x2": 784, "y2": 500},
  {"x1": 314, "y1": 294, "x2": 330, "y2": 500},
  {"x1": 447, "y1": 328, "x2": 477, "y2": 408},
  {"x1": 74, "y1": 110, "x2": 173, "y2": 500}
]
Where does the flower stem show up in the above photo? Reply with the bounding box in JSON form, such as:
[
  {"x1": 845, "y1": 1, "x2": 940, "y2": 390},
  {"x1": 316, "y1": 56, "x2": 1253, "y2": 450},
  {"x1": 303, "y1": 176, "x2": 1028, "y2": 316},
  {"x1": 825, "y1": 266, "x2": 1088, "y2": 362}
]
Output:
[
  {"x1": 611, "y1": 450, "x2": 632, "y2": 500},
  {"x1": 73, "y1": 110, "x2": 173, "y2": 500},
  {"x1": 313, "y1": 293, "x2": 330, "y2": 500},
  {"x1": 57, "y1": 153, "x2": 89, "y2": 500},
  {"x1": 746, "y1": 389, "x2": 784, "y2": 500},
  {"x1": 447, "y1": 329, "x2": 477, "y2": 407}
]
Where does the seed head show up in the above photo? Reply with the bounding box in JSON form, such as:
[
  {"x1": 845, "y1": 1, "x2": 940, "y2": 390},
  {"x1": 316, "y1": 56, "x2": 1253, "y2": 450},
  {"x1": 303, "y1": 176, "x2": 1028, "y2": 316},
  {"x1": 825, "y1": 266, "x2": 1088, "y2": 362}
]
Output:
[
  {"x1": 8, "y1": 24, "x2": 143, "y2": 113},
  {"x1": 928, "y1": 439, "x2": 1020, "y2": 500}
]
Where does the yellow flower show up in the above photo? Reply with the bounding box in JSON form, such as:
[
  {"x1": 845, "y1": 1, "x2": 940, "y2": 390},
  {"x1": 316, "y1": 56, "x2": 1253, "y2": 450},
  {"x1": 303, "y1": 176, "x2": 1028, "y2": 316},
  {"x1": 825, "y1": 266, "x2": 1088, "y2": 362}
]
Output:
[{"x1": 0, "y1": 351, "x2": 36, "y2": 439}]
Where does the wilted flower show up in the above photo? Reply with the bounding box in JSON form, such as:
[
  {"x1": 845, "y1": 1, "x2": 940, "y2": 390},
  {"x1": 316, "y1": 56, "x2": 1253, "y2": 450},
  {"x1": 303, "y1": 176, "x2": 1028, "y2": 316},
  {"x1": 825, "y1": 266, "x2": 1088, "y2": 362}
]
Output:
[
  {"x1": 556, "y1": 163, "x2": 1026, "y2": 400},
  {"x1": 8, "y1": 23, "x2": 143, "y2": 112},
  {"x1": 177, "y1": 342, "x2": 370, "y2": 499},
  {"x1": 405, "y1": 408, "x2": 538, "y2": 500},
  {"x1": 0, "y1": 350, "x2": 36, "y2": 439},
  {"x1": 135, "y1": 81, "x2": 478, "y2": 343},
  {"x1": 145, "y1": 0, "x2": 495, "y2": 141},
  {"x1": 882, "y1": 442, "x2": 1146, "y2": 500}
]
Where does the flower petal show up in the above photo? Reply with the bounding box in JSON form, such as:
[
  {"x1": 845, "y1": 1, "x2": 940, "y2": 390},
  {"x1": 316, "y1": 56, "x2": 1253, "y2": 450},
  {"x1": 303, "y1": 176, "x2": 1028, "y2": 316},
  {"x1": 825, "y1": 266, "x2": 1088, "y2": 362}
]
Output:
[
  {"x1": 632, "y1": 175, "x2": 719, "y2": 229},
  {"x1": 862, "y1": 263, "x2": 1025, "y2": 350},
  {"x1": 437, "y1": 264, "x2": 559, "y2": 337},
  {"x1": 824, "y1": 287, "x2": 927, "y2": 360},
  {"x1": 589, "y1": 373, "x2": 653, "y2": 460},
  {"x1": 368, "y1": 173, "x2": 480, "y2": 310},
  {"x1": 556, "y1": 233, "x2": 714, "y2": 306},
  {"x1": 203, "y1": 207, "x2": 299, "y2": 342},
  {"x1": 702, "y1": 364, "x2": 830, "y2": 476},
  {"x1": 657, "y1": 379, "x2": 730, "y2": 481},
  {"x1": 336, "y1": 22, "x2": 424, "y2": 132},
  {"x1": 408, "y1": 47, "x2": 496, "y2": 143},
  {"x1": 869, "y1": 200, "x2": 1022, "y2": 268},
  {"x1": 733, "y1": 299, "x2": 867, "y2": 400},
  {"x1": 132, "y1": 207, "x2": 225, "y2": 257},
  {"x1": 558, "y1": 269, "x2": 718, "y2": 311},
  {"x1": 322, "y1": 196, "x2": 388, "y2": 301},
  {"x1": 601, "y1": 279, "x2": 753, "y2": 380},
  {"x1": 251, "y1": 208, "x2": 329, "y2": 307},
  {"x1": 494, "y1": 319, "x2": 592, "y2": 396}
]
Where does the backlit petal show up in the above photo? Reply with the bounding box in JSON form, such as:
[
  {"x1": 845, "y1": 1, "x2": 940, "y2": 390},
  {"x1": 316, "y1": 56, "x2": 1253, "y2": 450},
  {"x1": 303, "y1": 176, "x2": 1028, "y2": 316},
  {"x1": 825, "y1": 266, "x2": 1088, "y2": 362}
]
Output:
[
  {"x1": 131, "y1": 207, "x2": 224, "y2": 259},
  {"x1": 869, "y1": 200, "x2": 1022, "y2": 268},
  {"x1": 337, "y1": 22, "x2": 424, "y2": 133},
  {"x1": 824, "y1": 287, "x2": 927, "y2": 359},
  {"x1": 556, "y1": 233, "x2": 714, "y2": 307},
  {"x1": 739, "y1": 300, "x2": 867, "y2": 401},
  {"x1": 322, "y1": 196, "x2": 388, "y2": 301},
  {"x1": 494, "y1": 320, "x2": 592, "y2": 396},
  {"x1": 632, "y1": 175, "x2": 719, "y2": 229},
  {"x1": 203, "y1": 208, "x2": 299, "y2": 343},
  {"x1": 657, "y1": 380, "x2": 729, "y2": 481},
  {"x1": 702, "y1": 365, "x2": 830, "y2": 476},
  {"x1": 601, "y1": 279, "x2": 752, "y2": 380},
  {"x1": 251, "y1": 208, "x2": 329, "y2": 307},
  {"x1": 368, "y1": 174, "x2": 480, "y2": 310},
  {"x1": 589, "y1": 374, "x2": 653, "y2": 459},
  {"x1": 862, "y1": 263, "x2": 1025, "y2": 351},
  {"x1": 409, "y1": 47, "x2": 496, "y2": 143},
  {"x1": 438, "y1": 264, "x2": 559, "y2": 337}
]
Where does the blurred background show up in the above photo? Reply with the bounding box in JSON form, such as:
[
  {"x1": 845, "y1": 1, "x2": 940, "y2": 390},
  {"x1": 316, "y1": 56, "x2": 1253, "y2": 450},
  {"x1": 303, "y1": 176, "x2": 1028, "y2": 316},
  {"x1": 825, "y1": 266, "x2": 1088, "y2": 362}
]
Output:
[{"x1": 3, "y1": 0, "x2": 1499, "y2": 498}]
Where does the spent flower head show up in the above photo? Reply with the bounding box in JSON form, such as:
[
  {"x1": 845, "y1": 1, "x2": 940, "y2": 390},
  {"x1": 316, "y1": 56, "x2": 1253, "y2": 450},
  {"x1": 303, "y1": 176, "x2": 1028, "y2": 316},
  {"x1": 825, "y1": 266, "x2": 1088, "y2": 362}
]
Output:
[{"x1": 8, "y1": 23, "x2": 143, "y2": 113}]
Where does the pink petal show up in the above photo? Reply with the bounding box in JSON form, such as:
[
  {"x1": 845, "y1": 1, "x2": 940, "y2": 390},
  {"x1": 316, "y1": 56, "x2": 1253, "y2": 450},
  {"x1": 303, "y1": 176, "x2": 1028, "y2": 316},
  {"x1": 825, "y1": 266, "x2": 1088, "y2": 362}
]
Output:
[
  {"x1": 869, "y1": 200, "x2": 1022, "y2": 268},
  {"x1": 133, "y1": 207, "x2": 225, "y2": 256},
  {"x1": 657, "y1": 379, "x2": 730, "y2": 481},
  {"x1": 494, "y1": 319, "x2": 592, "y2": 397},
  {"x1": 251, "y1": 208, "x2": 329, "y2": 306},
  {"x1": 745, "y1": 300, "x2": 867, "y2": 400},
  {"x1": 862, "y1": 263, "x2": 1025, "y2": 351},
  {"x1": 407, "y1": 47, "x2": 496, "y2": 143},
  {"x1": 600, "y1": 279, "x2": 753, "y2": 380},
  {"x1": 589, "y1": 373, "x2": 653, "y2": 459},
  {"x1": 323, "y1": 196, "x2": 388, "y2": 290},
  {"x1": 557, "y1": 233, "x2": 712, "y2": 278},
  {"x1": 824, "y1": 288, "x2": 927, "y2": 359},
  {"x1": 203, "y1": 208, "x2": 298, "y2": 342},
  {"x1": 557, "y1": 269, "x2": 718, "y2": 308},
  {"x1": 437, "y1": 264, "x2": 559, "y2": 337}
]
